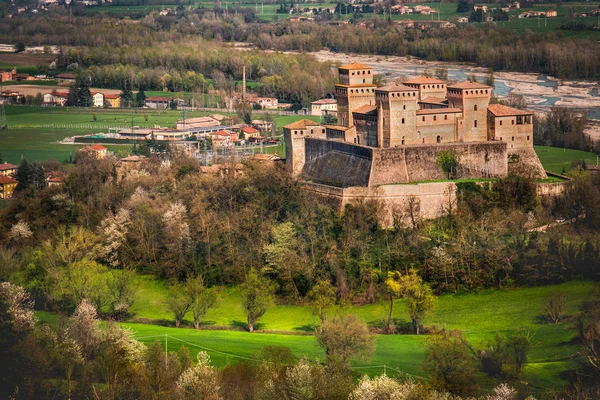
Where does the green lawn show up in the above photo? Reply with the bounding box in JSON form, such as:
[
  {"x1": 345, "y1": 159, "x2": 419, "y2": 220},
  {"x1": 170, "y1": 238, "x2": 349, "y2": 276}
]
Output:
[
  {"x1": 534, "y1": 145, "x2": 598, "y2": 174},
  {"x1": 120, "y1": 274, "x2": 593, "y2": 392}
]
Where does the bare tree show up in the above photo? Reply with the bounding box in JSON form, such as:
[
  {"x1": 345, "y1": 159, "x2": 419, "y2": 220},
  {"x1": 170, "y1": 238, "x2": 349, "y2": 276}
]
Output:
[{"x1": 544, "y1": 291, "x2": 567, "y2": 323}]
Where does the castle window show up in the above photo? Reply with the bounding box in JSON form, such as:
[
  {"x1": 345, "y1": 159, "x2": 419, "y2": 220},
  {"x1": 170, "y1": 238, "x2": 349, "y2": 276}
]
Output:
[
  {"x1": 402, "y1": 118, "x2": 405, "y2": 124},
  {"x1": 422, "y1": 116, "x2": 425, "y2": 122},
  {"x1": 444, "y1": 115, "x2": 448, "y2": 120},
  {"x1": 512, "y1": 120, "x2": 514, "y2": 125},
  {"x1": 476, "y1": 90, "x2": 479, "y2": 94},
  {"x1": 322, "y1": 129, "x2": 325, "y2": 133},
  {"x1": 527, "y1": 136, "x2": 530, "y2": 141},
  {"x1": 368, "y1": 70, "x2": 371, "y2": 74},
  {"x1": 352, "y1": 72, "x2": 355, "y2": 75},
  {"x1": 403, "y1": 105, "x2": 406, "y2": 110},
  {"x1": 434, "y1": 116, "x2": 437, "y2": 121},
  {"x1": 500, "y1": 137, "x2": 503, "y2": 141},
  {"x1": 363, "y1": 79, "x2": 365, "y2": 83},
  {"x1": 512, "y1": 136, "x2": 514, "y2": 141},
  {"x1": 474, "y1": 120, "x2": 478, "y2": 128},
  {"x1": 402, "y1": 93, "x2": 405, "y2": 97},
  {"x1": 402, "y1": 139, "x2": 405, "y2": 145},
  {"x1": 422, "y1": 138, "x2": 425, "y2": 143},
  {"x1": 392, "y1": 93, "x2": 395, "y2": 97},
  {"x1": 437, "y1": 135, "x2": 441, "y2": 143},
  {"x1": 500, "y1": 120, "x2": 503, "y2": 126},
  {"x1": 486, "y1": 90, "x2": 488, "y2": 94},
  {"x1": 474, "y1": 105, "x2": 478, "y2": 111},
  {"x1": 294, "y1": 131, "x2": 297, "y2": 135}
]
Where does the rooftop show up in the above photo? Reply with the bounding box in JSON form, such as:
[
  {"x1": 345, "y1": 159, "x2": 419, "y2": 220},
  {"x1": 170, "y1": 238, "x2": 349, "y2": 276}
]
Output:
[
  {"x1": 447, "y1": 81, "x2": 492, "y2": 90},
  {"x1": 283, "y1": 119, "x2": 321, "y2": 130},
  {"x1": 146, "y1": 96, "x2": 171, "y2": 102},
  {"x1": 0, "y1": 176, "x2": 17, "y2": 184},
  {"x1": 376, "y1": 83, "x2": 419, "y2": 93},
  {"x1": 420, "y1": 97, "x2": 448, "y2": 104},
  {"x1": 339, "y1": 62, "x2": 373, "y2": 70},
  {"x1": 312, "y1": 99, "x2": 337, "y2": 105},
  {"x1": 87, "y1": 145, "x2": 107, "y2": 151},
  {"x1": 0, "y1": 162, "x2": 17, "y2": 171},
  {"x1": 325, "y1": 125, "x2": 352, "y2": 131},
  {"x1": 403, "y1": 76, "x2": 446, "y2": 85},
  {"x1": 487, "y1": 104, "x2": 533, "y2": 117},
  {"x1": 416, "y1": 108, "x2": 462, "y2": 115},
  {"x1": 352, "y1": 104, "x2": 378, "y2": 115}
]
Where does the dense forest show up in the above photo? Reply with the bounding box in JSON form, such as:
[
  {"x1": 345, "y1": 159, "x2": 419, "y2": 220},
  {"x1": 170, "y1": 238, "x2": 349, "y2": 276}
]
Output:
[{"x1": 2, "y1": 11, "x2": 599, "y2": 81}]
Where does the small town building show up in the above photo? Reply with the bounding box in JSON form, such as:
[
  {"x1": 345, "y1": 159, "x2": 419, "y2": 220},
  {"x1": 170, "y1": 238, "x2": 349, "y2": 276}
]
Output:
[
  {"x1": 311, "y1": 99, "x2": 338, "y2": 116},
  {"x1": 79, "y1": 145, "x2": 108, "y2": 159},
  {"x1": 56, "y1": 73, "x2": 76, "y2": 83},
  {"x1": 0, "y1": 162, "x2": 17, "y2": 176},
  {"x1": 145, "y1": 97, "x2": 170, "y2": 109},
  {"x1": 92, "y1": 92, "x2": 104, "y2": 108},
  {"x1": 0, "y1": 176, "x2": 17, "y2": 199},
  {"x1": 176, "y1": 116, "x2": 220, "y2": 130},
  {"x1": 105, "y1": 94, "x2": 121, "y2": 108},
  {"x1": 0, "y1": 68, "x2": 16, "y2": 82},
  {"x1": 240, "y1": 126, "x2": 260, "y2": 140}
]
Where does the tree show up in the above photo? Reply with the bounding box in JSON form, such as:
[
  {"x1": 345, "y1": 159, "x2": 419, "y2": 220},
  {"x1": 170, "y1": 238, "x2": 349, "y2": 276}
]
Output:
[
  {"x1": 307, "y1": 280, "x2": 337, "y2": 324},
  {"x1": 241, "y1": 269, "x2": 275, "y2": 332},
  {"x1": 186, "y1": 277, "x2": 218, "y2": 329},
  {"x1": 121, "y1": 85, "x2": 134, "y2": 108},
  {"x1": 322, "y1": 114, "x2": 337, "y2": 125},
  {"x1": 166, "y1": 284, "x2": 192, "y2": 327},
  {"x1": 396, "y1": 270, "x2": 436, "y2": 335},
  {"x1": 485, "y1": 68, "x2": 495, "y2": 87},
  {"x1": 436, "y1": 150, "x2": 459, "y2": 179},
  {"x1": 422, "y1": 329, "x2": 478, "y2": 397},
  {"x1": 15, "y1": 159, "x2": 47, "y2": 193},
  {"x1": 543, "y1": 291, "x2": 567, "y2": 323},
  {"x1": 135, "y1": 88, "x2": 147, "y2": 108},
  {"x1": 177, "y1": 352, "x2": 222, "y2": 400},
  {"x1": 384, "y1": 271, "x2": 403, "y2": 333},
  {"x1": 66, "y1": 77, "x2": 92, "y2": 107},
  {"x1": 15, "y1": 42, "x2": 26, "y2": 53},
  {"x1": 434, "y1": 68, "x2": 448, "y2": 81},
  {"x1": 263, "y1": 222, "x2": 301, "y2": 297},
  {"x1": 505, "y1": 333, "x2": 530, "y2": 378},
  {"x1": 316, "y1": 314, "x2": 375, "y2": 369}
]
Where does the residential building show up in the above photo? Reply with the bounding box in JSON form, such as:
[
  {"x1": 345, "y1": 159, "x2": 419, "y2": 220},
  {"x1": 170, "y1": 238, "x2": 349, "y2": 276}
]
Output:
[
  {"x1": 0, "y1": 176, "x2": 17, "y2": 199},
  {"x1": 0, "y1": 162, "x2": 17, "y2": 176},
  {"x1": 311, "y1": 99, "x2": 338, "y2": 116},
  {"x1": 79, "y1": 145, "x2": 108, "y2": 159},
  {"x1": 145, "y1": 96, "x2": 170, "y2": 109},
  {"x1": 105, "y1": 94, "x2": 121, "y2": 108},
  {"x1": 92, "y1": 92, "x2": 105, "y2": 108}
]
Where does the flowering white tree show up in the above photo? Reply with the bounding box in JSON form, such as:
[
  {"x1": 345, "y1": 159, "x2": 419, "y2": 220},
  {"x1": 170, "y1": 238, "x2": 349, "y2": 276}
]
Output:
[
  {"x1": 0, "y1": 282, "x2": 36, "y2": 332},
  {"x1": 100, "y1": 208, "x2": 131, "y2": 267},
  {"x1": 9, "y1": 220, "x2": 33, "y2": 240},
  {"x1": 177, "y1": 352, "x2": 222, "y2": 400},
  {"x1": 67, "y1": 299, "x2": 100, "y2": 359},
  {"x1": 349, "y1": 375, "x2": 412, "y2": 400}
]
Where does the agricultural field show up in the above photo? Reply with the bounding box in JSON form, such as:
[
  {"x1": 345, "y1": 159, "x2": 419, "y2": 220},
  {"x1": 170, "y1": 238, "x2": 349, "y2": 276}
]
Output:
[
  {"x1": 36, "y1": 277, "x2": 593, "y2": 393},
  {"x1": 534, "y1": 145, "x2": 599, "y2": 174},
  {"x1": 0, "y1": 106, "x2": 296, "y2": 163}
]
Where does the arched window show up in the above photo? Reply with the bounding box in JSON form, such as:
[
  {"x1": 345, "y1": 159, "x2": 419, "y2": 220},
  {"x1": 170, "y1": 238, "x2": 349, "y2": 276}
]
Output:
[
  {"x1": 402, "y1": 118, "x2": 405, "y2": 124},
  {"x1": 474, "y1": 120, "x2": 478, "y2": 128},
  {"x1": 437, "y1": 135, "x2": 441, "y2": 143},
  {"x1": 474, "y1": 105, "x2": 478, "y2": 111},
  {"x1": 403, "y1": 105, "x2": 406, "y2": 110}
]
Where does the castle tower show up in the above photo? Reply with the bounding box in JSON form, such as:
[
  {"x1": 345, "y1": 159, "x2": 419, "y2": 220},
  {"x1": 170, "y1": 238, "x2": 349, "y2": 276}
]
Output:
[
  {"x1": 283, "y1": 119, "x2": 323, "y2": 176},
  {"x1": 375, "y1": 84, "x2": 419, "y2": 148},
  {"x1": 336, "y1": 62, "x2": 376, "y2": 128},
  {"x1": 402, "y1": 76, "x2": 447, "y2": 102},
  {"x1": 447, "y1": 82, "x2": 491, "y2": 142}
]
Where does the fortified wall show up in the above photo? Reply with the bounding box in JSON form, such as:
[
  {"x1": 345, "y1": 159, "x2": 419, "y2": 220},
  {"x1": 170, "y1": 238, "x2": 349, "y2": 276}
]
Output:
[{"x1": 301, "y1": 138, "x2": 507, "y2": 187}]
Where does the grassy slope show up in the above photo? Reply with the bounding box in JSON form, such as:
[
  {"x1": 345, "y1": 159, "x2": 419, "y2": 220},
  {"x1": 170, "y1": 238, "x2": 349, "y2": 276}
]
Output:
[
  {"x1": 123, "y1": 276, "x2": 593, "y2": 391},
  {"x1": 534, "y1": 145, "x2": 598, "y2": 174}
]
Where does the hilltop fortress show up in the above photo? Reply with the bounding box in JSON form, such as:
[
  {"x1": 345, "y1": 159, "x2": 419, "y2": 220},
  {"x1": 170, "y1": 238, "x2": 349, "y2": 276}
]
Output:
[{"x1": 283, "y1": 62, "x2": 548, "y2": 223}]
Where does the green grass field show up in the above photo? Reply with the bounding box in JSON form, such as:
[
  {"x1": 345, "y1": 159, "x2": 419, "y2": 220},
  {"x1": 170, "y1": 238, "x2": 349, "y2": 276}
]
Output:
[
  {"x1": 101, "y1": 278, "x2": 594, "y2": 393},
  {"x1": 534, "y1": 145, "x2": 599, "y2": 174}
]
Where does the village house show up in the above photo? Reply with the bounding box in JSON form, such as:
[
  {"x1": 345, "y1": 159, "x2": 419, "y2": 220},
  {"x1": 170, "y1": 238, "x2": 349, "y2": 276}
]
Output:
[
  {"x1": 92, "y1": 92, "x2": 105, "y2": 108},
  {"x1": 251, "y1": 119, "x2": 273, "y2": 132},
  {"x1": 457, "y1": 17, "x2": 469, "y2": 23},
  {"x1": 240, "y1": 126, "x2": 261, "y2": 141},
  {"x1": 0, "y1": 176, "x2": 17, "y2": 199},
  {"x1": 207, "y1": 130, "x2": 234, "y2": 148},
  {"x1": 440, "y1": 21, "x2": 457, "y2": 29},
  {"x1": 544, "y1": 10, "x2": 557, "y2": 17},
  {"x1": 311, "y1": 99, "x2": 338, "y2": 116},
  {"x1": 105, "y1": 94, "x2": 121, "y2": 108},
  {"x1": 43, "y1": 91, "x2": 68, "y2": 106},
  {"x1": 0, "y1": 68, "x2": 17, "y2": 82},
  {"x1": 485, "y1": 16, "x2": 494, "y2": 22},
  {"x1": 0, "y1": 162, "x2": 17, "y2": 177},
  {"x1": 473, "y1": 4, "x2": 488, "y2": 12},
  {"x1": 79, "y1": 145, "x2": 108, "y2": 160},
  {"x1": 46, "y1": 175, "x2": 65, "y2": 187},
  {"x1": 55, "y1": 73, "x2": 76, "y2": 84},
  {"x1": 145, "y1": 96, "x2": 171, "y2": 109}
]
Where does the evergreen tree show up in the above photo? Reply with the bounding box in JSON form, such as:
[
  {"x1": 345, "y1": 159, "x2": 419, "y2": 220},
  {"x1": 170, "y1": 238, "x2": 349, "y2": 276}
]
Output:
[
  {"x1": 66, "y1": 77, "x2": 92, "y2": 107},
  {"x1": 15, "y1": 159, "x2": 31, "y2": 193},
  {"x1": 120, "y1": 85, "x2": 133, "y2": 108},
  {"x1": 135, "y1": 88, "x2": 146, "y2": 108}
]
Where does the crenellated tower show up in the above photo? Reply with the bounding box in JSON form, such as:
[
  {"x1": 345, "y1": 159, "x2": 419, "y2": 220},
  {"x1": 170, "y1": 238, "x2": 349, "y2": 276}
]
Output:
[
  {"x1": 336, "y1": 63, "x2": 376, "y2": 128},
  {"x1": 375, "y1": 84, "x2": 419, "y2": 147},
  {"x1": 447, "y1": 82, "x2": 491, "y2": 142}
]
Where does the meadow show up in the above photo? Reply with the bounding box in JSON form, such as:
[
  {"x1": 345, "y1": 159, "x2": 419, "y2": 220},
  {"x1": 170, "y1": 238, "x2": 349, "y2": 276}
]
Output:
[{"x1": 72, "y1": 278, "x2": 596, "y2": 393}]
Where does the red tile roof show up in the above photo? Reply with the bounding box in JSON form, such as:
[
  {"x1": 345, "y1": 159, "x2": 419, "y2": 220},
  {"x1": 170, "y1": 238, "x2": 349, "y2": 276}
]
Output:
[
  {"x1": 0, "y1": 176, "x2": 17, "y2": 184},
  {"x1": 487, "y1": 104, "x2": 532, "y2": 117},
  {"x1": 420, "y1": 97, "x2": 447, "y2": 104},
  {"x1": 339, "y1": 62, "x2": 373, "y2": 70},
  {"x1": 88, "y1": 145, "x2": 107, "y2": 151},
  {"x1": 283, "y1": 119, "x2": 321, "y2": 130},
  {"x1": 104, "y1": 94, "x2": 120, "y2": 100},
  {"x1": 311, "y1": 99, "x2": 337, "y2": 105},
  {"x1": 352, "y1": 105, "x2": 377, "y2": 114},
  {"x1": 0, "y1": 162, "x2": 17, "y2": 171},
  {"x1": 241, "y1": 127, "x2": 259, "y2": 134},
  {"x1": 146, "y1": 96, "x2": 170, "y2": 102}
]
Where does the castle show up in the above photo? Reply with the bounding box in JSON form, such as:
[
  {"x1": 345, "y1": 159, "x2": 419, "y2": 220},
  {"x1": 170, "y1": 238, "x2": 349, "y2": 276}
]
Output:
[{"x1": 283, "y1": 62, "x2": 547, "y2": 223}]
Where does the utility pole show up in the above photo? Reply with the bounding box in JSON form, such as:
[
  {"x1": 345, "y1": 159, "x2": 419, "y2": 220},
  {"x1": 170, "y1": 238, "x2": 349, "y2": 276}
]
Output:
[{"x1": 0, "y1": 82, "x2": 7, "y2": 130}]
